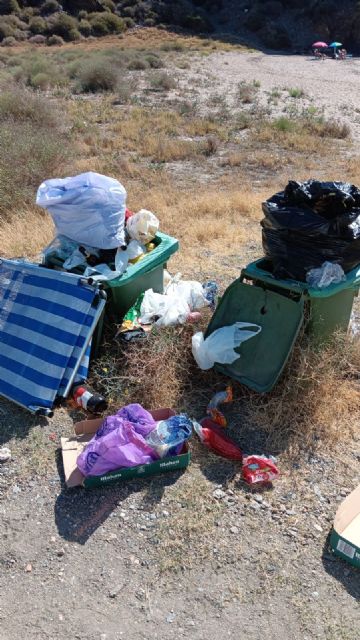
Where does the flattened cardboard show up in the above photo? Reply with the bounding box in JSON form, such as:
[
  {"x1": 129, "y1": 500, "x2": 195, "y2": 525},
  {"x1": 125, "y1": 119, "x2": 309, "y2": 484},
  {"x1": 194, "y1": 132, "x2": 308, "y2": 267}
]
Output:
[
  {"x1": 62, "y1": 409, "x2": 190, "y2": 489},
  {"x1": 330, "y1": 484, "x2": 360, "y2": 568}
]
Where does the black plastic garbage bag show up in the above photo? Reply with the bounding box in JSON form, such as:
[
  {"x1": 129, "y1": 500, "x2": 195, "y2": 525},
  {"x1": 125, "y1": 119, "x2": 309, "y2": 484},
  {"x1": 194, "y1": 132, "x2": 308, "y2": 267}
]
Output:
[{"x1": 261, "y1": 180, "x2": 360, "y2": 280}]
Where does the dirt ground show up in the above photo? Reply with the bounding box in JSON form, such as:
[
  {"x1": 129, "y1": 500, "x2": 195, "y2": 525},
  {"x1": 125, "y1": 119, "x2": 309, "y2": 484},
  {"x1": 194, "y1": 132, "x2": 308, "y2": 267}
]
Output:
[{"x1": 1, "y1": 47, "x2": 360, "y2": 640}]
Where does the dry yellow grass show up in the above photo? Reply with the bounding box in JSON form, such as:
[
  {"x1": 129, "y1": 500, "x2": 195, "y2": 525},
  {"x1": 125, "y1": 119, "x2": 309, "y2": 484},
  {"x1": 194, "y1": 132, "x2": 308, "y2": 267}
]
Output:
[{"x1": 0, "y1": 207, "x2": 54, "y2": 258}]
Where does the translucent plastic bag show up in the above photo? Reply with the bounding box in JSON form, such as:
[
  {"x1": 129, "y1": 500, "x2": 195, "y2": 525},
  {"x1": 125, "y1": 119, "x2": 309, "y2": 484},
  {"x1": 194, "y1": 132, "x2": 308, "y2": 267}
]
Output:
[
  {"x1": 36, "y1": 172, "x2": 127, "y2": 250},
  {"x1": 126, "y1": 209, "x2": 159, "y2": 244},
  {"x1": 306, "y1": 261, "x2": 346, "y2": 289},
  {"x1": 192, "y1": 322, "x2": 262, "y2": 370}
]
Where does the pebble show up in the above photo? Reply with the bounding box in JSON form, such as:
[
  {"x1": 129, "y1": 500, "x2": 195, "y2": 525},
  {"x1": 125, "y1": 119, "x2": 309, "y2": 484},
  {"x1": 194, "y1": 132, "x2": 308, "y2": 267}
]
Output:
[
  {"x1": 250, "y1": 501, "x2": 261, "y2": 511},
  {"x1": 213, "y1": 489, "x2": 226, "y2": 499},
  {"x1": 12, "y1": 485, "x2": 21, "y2": 494},
  {"x1": 313, "y1": 524, "x2": 323, "y2": 533},
  {"x1": 230, "y1": 526, "x2": 239, "y2": 534},
  {"x1": 162, "y1": 510, "x2": 169, "y2": 517},
  {"x1": 57, "y1": 549, "x2": 65, "y2": 557},
  {"x1": 253, "y1": 494, "x2": 263, "y2": 503},
  {"x1": 25, "y1": 563, "x2": 32, "y2": 573},
  {"x1": 166, "y1": 613, "x2": 176, "y2": 623}
]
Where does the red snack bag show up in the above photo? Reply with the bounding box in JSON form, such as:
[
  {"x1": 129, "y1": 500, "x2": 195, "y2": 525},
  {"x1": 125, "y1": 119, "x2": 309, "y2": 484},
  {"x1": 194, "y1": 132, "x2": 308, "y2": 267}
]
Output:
[
  {"x1": 242, "y1": 455, "x2": 279, "y2": 485},
  {"x1": 125, "y1": 208, "x2": 134, "y2": 222},
  {"x1": 195, "y1": 418, "x2": 243, "y2": 461}
]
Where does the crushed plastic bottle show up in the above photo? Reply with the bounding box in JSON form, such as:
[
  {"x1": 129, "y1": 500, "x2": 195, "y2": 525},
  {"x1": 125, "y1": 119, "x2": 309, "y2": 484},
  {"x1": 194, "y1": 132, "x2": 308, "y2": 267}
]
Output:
[{"x1": 146, "y1": 414, "x2": 193, "y2": 458}]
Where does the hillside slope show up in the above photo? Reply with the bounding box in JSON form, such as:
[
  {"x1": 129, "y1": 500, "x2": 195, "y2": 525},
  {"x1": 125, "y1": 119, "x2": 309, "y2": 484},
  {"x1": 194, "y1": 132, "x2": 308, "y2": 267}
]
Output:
[{"x1": 0, "y1": 1, "x2": 359, "y2": 50}]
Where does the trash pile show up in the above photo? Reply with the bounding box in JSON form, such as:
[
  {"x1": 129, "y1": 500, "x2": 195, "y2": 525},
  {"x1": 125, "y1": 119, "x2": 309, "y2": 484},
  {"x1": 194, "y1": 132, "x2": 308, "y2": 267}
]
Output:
[
  {"x1": 38, "y1": 172, "x2": 160, "y2": 281},
  {"x1": 62, "y1": 392, "x2": 279, "y2": 489},
  {"x1": 261, "y1": 180, "x2": 360, "y2": 282}
]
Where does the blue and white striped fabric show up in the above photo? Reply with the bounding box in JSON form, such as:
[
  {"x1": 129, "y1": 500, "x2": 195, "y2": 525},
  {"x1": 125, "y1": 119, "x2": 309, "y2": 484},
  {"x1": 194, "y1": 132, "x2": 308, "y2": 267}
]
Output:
[{"x1": 0, "y1": 259, "x2": 105, "y2": 414}]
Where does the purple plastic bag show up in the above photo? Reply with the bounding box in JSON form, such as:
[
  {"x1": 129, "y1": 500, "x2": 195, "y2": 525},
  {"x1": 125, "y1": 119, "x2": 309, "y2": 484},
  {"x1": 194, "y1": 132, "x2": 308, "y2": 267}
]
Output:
[{"x1": 77, "y1": 404, "x2": 157, "y2": 477}]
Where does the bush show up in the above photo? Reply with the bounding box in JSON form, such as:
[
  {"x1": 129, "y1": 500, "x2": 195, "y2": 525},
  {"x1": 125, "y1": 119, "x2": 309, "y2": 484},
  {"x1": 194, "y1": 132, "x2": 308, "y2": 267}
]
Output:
[
  {"x1": 1, "y1": 35, "x2": 15, "y2": 46},
  {"x1": 48, "y1": 12, "x2": 78, "y2": 41},
  {"x1": 123, "y1": 16, "x2": 134, "y2": 28},
  {"x1": 0, "y1": 0, "x2": 20, "y2": 15},
  {"x1": 77, "y1": 60, "x2": 119, "y2": 92},
  {"x1": 14, "y1": 28, "x2": 28, "y2": 41},
  {"x1": 88, "y1": 12, "x2": 125, "y2": 36},
  {"x1": 146, "y1": 54, "x2": 164, "y2": 68},
  {"x1": 40, "y1": 0, "x2": 60, "y2": 15},
  {"x1": 47, "y1": 33, "x2": 64, "y2": 46},
  {"x1": 30, "y1": 71, "x2": 52, "y2": 89},
  {"x1": 29, "y1": 34, "x2": 46, "y2": 44},
  {"x1": 78, "y1": 18, "x2": 91, "y2": 36},
  {"x1": 150, "y1": 72, "x2": 176, "y2": 91},
  {"x1": 127, "y1": 57, "x2": 148, "y2": 70},
  {"x1": 102, "y1": 0, "x2": 116, "y2": 10},
  {"x1": 0, "y1": 21, "x2": 14, "y2": 40},
  {"x1": 29, "y1": 33, "x2": 46, "y2": 44},
  {"x1": 78, "y1": 10, "x2": 87, "y2": 20},
  {"x1": 29, "y1": 16, "x2": 46, "y2": 34},
  {"x1": 0, "y1": 89, "x2": 58, "y2": 125},
  {"x1": 67, "y1": 28, "x2": 81, "y2": 41}
]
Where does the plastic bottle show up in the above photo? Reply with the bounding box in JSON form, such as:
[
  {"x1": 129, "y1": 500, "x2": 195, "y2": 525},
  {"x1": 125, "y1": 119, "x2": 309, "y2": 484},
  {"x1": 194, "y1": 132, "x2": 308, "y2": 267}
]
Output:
[{"x1": 72, "y1": 384, "x2": 108, "y2": 414}]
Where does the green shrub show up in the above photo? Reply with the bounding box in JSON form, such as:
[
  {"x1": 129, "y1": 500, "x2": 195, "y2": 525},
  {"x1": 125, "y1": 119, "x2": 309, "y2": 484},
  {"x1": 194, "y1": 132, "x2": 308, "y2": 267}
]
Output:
[
  {"x1": 160, "y1": 41, "x2": 185, "y2": 52},
  {"x1": 78, "y1": 10, "x2": 87, "y2": 20},
  {"x1": 127, "y1": 57, "x2": 148, "y2": 70},
  {"x1": 273, "y1": 116, "x2": 295, "y2": 132},
  {"x1": 14, "y1": 28, "x2": 28, "y2": 40},
  {"x1": 150, "y1": 72, "x2": 176, "y2": 91},
  {"x1": 288, "y1": 87, "x2": 305, "y2": 98},
  {"x1": 78, "y1": 18, "x2": 91, "y2": 36},
  {"x1": 88, "y1": 12, "x2": 124, "y2": 36},
  {"x1": 146, "y1": 54, "x2": 164, "y2": 68},
  {"x1": 40, "y1": 0, "x2": 60, "y2": 15},
  {"x1": 48, "y1": 12, "x2": 78, "y2": 41},
  {"x1": 47, "y1": 34, "x2": 64, "y2": 46},
  {"x1": 123, "y1": 17, "x2": 134, "y2": 28},
  {"x1": 30, "y1": 71, "x2": 52, "y2": 89},
  {"x1": 1, "y1": 35, "x2": 15, "y2": 46},
  {"x1": 29, "y1": 16, "x2": 46, "y2": 34},
  {"x1": 102, "y1": 0, "x2": 116, "y2": 10},
  {"x1": 76, "y1": 60, "x2": 119, "y2": 92},
  {"x1": 67, "y1": 28, "x2": 81, "y2": 41},
  {"x1": 0, "y1": 0, "x2": 20, "y2": 15},
  {"x1": 0, "y1": 23, "x2": 14, "y2": 41}
]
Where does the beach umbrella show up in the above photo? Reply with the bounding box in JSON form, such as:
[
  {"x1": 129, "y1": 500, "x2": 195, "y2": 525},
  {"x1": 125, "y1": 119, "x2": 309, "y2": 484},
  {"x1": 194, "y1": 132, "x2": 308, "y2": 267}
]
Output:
[
  {"x1": 312, "y1": 41, "x2": 328, "y2": 48},
  {"x1": 329, "y1": 42, "x2": 342, "y2": 48}
]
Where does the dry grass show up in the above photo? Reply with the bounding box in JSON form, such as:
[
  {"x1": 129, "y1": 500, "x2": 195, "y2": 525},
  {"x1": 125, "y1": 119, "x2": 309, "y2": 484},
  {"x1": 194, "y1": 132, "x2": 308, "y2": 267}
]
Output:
[
  {"x1": 0, "y1": 207, "x2": 54, "y2": 257},
  {"x1": 244, "y1": 332, "x2": 360, "y2": 454}
]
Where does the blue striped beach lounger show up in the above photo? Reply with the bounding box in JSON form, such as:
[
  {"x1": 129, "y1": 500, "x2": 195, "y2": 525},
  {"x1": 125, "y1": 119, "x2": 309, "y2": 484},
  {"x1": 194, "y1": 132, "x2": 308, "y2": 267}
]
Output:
[{"x1": 0, "y1": 259, "x2": 106, "y2": 415}]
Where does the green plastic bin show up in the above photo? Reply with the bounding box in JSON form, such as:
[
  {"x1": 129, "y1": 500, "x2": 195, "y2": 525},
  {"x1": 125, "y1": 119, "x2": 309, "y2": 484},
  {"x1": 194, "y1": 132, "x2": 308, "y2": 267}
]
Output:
[
  {"x1": 104, "y1": 231, "x2": 179, "y2": 319},
  {"x1": 241, "y1": 258, "x2": 360, "y2": 341},
  {"x1": 205, "y1": 258, "x2": 360, "y2": 392}
]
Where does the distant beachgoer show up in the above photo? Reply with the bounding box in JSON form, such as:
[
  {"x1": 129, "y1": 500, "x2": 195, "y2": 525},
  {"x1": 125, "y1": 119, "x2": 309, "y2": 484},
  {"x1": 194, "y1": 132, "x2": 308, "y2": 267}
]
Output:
[{"x1": 340, "y1": 48, "x2": 347, "y2": 60}]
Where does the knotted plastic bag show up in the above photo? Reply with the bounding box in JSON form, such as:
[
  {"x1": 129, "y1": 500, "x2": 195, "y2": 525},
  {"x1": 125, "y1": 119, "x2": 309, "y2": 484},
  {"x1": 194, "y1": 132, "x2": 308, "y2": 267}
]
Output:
[{"x1": 36, "y1": 172, "x2": 127, "y2": 250}]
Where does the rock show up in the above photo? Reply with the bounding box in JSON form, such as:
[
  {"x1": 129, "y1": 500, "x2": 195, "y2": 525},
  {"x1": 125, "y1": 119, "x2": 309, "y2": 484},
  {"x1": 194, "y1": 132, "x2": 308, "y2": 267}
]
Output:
[
  {"x1": 0, "y1": 447, "x2": 11, "y2": 463},
  {"x1": 253, "y1": 494, "x2": 263, "y2": 503},
  {"x1": 230, "y1": 526, "x2": 239, "y2": 534},
  {"x1": 25, "y1": 563, "x2": 32, "y2": 573},
  {"x1": 313, "y1": 524, "x2": 323, "y2": 533},
  {"x1": 162, "y1": 510, "x2": 169, "y2": 517},
  {"x1": 57, "y1": 549, "x2": 65, "y2": 557},
  {"x1": 166, "y1": 613, "x2": 176, "y2": 623},
  {"x1": 213, "y1": 489, "x2": 226, "y2": 499},
  {"x1": 250, "y1": 501, "x2": 261, "y2": 511}
]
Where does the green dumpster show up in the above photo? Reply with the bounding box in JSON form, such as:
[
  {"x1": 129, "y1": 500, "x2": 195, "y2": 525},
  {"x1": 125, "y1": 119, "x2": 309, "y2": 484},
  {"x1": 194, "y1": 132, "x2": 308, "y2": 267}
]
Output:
[{"x1": 205, "y1": 258, "x2": 360, "y2": 392}]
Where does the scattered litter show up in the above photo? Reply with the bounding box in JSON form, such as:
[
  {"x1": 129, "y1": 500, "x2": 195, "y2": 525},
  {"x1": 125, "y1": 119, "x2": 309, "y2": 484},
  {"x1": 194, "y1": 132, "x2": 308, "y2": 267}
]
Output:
[
  {"x1": 0, "y1": 447, "x2": 11, "y2": 463},
  {"x1": 126, "y1": 209, "x2": 159, "y2": 244},
  {"x1": 146, "y1": 414, "x2": 193, "y2": 458},
  {"x1": 306, "y1": 262, "x2": 346, "y2": 289},
  {"x1": 194, "y1": 419, "x2": 243, "y2": 461},
  {"x1": 242, "y1": 455, "x2": 280, "y2": 485},
  {"x1": 202, "y1": 281, "x2": 218, "y2": 310},
  {"x1": 330, "y1": 483, "x2": 360, "y2": 568},
  {"x1": 192, "y1": 322, "x2": 261, "y2": 370},
  {"x1": 139, "y1": 278, "x2": 211, "y2": 327},
  {"x1": 206, "y1": 386, "x2": 233, "y2": 427},
  {"x1": 71, "y1": 384, "x2": 107, "y2": 414}
]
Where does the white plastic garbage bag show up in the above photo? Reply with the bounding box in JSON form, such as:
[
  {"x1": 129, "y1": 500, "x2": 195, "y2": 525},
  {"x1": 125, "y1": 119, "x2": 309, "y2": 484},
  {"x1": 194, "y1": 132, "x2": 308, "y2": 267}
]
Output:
[
  {"x1": 36, "y1": 172, "x2": 127, "y2": 250},
  {"x1": 140, "y1": 289, "x2": 190, "y2": 326},
  {"x1": 192, "y1": 322, "x2": 262, "y2": 370},
  {"x1": 306, "y1": 261, "x2": 346, "y2": 289},
  {"x1": 127, "y1": 209, "x2": 159, "y2": 244}
]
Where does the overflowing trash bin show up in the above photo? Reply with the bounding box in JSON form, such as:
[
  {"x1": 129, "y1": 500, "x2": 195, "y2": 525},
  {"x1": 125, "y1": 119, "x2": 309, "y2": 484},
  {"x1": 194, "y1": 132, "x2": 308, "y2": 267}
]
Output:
[{"x1": 201, "y1": 180, "x2": 360, "y2": 392}]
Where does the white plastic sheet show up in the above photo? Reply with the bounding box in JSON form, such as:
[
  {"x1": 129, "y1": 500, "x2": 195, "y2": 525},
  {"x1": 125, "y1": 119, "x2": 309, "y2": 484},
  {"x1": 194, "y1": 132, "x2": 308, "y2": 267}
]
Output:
[
  {"x1": 192, "y1": 322, "x2": 262, "y2": 370},
  {"x1": 36, "y1": 172, "x2": 127, "y2": 249}
]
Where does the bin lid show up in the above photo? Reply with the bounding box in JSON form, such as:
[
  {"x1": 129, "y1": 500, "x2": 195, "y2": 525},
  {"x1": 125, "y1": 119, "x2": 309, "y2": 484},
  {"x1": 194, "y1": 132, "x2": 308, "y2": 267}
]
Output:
[{"x1": 205, "y1": 278, "x2": 304, "y2": 392}]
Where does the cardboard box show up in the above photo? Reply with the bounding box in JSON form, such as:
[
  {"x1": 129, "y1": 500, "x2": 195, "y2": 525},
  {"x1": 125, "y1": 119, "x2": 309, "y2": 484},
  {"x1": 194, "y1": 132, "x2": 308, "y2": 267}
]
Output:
[
  {"x1": 330, "y1": 484, "x2": 360, "y2": 568},
  {"x1": 61, "y1": 408, "x2": 191, "y2": 489}
]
